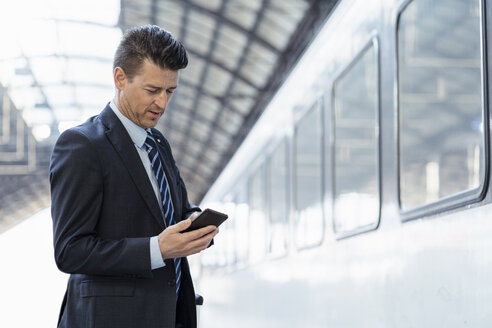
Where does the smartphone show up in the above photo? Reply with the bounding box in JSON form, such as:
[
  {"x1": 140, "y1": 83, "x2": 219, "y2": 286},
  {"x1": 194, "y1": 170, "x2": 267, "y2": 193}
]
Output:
[{"x1": 182, "y1": 208, "x2": 228, "y2": 232}]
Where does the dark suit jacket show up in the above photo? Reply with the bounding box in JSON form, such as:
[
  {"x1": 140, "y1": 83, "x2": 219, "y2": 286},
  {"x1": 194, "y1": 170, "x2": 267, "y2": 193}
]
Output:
[{"x1": 50, "y1": 104, "x2": 200, "y2": 328}]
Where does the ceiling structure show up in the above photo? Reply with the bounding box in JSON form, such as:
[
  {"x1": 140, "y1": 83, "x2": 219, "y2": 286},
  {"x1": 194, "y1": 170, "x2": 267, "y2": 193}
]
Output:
[{"x1": 0, "y1": 0, "x2": 340, "y2": 233}]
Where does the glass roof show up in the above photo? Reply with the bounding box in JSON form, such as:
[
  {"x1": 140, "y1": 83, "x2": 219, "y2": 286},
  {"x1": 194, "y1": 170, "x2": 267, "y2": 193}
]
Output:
[
  {"x1": 0, "y1": 0, "x2": 340, "y2": 232},
  {"x1": 0, "y1": 0, "x2": 121, "y2": 140}
]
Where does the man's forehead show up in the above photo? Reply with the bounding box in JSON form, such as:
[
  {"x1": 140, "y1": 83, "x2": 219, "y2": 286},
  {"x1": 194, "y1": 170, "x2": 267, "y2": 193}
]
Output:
[{"x1": 136, "y1": 60, "x2": 179, "y2": 86}]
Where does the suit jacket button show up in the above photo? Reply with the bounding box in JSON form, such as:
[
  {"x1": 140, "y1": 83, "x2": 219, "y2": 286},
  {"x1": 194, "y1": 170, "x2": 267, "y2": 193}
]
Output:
[{"x1": 168, "y1": 278, "x2": 176, "y2": 286}]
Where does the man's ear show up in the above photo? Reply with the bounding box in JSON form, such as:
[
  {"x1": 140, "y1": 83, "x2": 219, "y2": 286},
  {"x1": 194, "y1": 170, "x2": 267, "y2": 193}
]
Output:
[{"x1": 114, "y1": 67, "x2": 127, "y2": 90}]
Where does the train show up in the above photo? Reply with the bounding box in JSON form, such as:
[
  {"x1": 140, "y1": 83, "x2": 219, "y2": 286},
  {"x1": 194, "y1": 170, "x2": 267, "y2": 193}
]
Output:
[{"x1": 189, "y1": 0, "x2": 492, "y2": 327}]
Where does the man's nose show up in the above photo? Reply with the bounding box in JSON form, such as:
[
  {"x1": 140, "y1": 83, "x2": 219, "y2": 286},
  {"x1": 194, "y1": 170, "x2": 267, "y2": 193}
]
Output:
[{"x1": 155, "y1": 92, "x2": 168, "y2": 109}]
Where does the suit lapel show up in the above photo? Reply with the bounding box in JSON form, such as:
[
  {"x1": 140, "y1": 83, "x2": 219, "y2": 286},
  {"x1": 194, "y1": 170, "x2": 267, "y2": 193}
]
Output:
[{"x1": 100, "y1": 105, "x2": 165, "y2": 229}]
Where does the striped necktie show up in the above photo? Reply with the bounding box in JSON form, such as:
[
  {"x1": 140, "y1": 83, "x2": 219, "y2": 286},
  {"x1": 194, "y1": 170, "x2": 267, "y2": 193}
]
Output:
[{"x1": 144, "y1": 131, "x2": 182, "y2": 299}]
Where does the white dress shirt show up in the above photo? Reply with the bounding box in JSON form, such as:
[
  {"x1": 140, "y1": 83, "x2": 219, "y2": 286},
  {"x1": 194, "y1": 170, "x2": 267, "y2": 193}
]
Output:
[{"x1": 109, "y1": 100, "x2": 166, "y2": 270}]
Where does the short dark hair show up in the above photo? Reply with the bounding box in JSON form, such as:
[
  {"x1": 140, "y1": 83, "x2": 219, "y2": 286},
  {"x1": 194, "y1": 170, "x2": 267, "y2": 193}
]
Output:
[{"x1": 113, "y1": 25, "x2": 188, "y2": 80}]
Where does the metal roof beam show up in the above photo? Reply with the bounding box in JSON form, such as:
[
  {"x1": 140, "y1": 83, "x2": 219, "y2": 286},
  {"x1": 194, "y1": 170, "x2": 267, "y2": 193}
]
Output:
[
  {"x1": 184, "y1": 48, "x2": 258, "y2": 89},
  {"x1": 187, "y1": 0, "x2": 271, "y2": 176},
  {"x1": 177, "y1": 79, "x2": 252, "y2": 117},
  {"x1": 178, "y1": 0, "x2": 279, "y2": 54},
  {"x1": 171, "y1": 0, "x2": 229, "y2": 157},
  {"x1": 195, "y1": 0, "x2": 341, "y2": 201}
]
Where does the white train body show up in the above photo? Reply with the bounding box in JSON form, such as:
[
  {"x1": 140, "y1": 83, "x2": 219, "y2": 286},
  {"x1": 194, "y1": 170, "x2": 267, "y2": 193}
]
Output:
[{"x1": 192, "y1": 0, "x2": 492, "y2": 326}]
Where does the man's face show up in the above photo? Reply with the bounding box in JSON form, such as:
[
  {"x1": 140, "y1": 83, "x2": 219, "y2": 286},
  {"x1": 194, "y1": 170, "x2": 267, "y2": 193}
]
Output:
[{"x1": 114, "y1": 59, "x2": 179, "y2": 129}]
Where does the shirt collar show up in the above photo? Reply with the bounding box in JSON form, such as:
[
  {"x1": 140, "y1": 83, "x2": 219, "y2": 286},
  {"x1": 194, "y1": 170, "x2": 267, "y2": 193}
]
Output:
[{"x1": 109, "y1": 100, "x2": 149, "y2": 149}]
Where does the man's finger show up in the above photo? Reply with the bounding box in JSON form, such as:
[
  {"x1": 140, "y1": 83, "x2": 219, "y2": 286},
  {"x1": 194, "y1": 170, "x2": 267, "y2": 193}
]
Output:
[
  {"x1": 182, "y1": 224, "x2": 218, "y2": 240},
  {"x1": 170, "y1": 218, "x2": 192, "y2": 232},
  {"x1": 185, "y1": 228, "x2": 219, "y2": 253}
]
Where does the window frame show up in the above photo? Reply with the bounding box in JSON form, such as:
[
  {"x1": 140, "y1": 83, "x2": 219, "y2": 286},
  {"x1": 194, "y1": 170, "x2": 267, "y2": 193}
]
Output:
[
  {"x1": 395, "y1": 0, "x2": 490, "y2": 221},
  {"x1": 293, "y1": 97, "x2": 325, "y2": 250},
  {"x1": 330, "y1": 35, "x2": 382, "y2": 239},
  {"x1": 247, "y1": 160, "x2": 269, "y2": 263},
  {"x1": 231, "y1": 180, "x2": 249, "y2": 269},
  {"x1": 266, "y1": 137, "x2": 290, "y2": 259}
]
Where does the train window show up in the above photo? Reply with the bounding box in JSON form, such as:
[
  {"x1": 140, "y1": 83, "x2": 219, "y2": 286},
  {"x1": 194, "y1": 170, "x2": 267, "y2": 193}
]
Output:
[
  {"x1": 201, "y1": 205, "x2": 233, "y2": 268},
  {"x1": 234, "y1": 182, "x2": 249, "y2": 266},
  {"x1": 397, "y1": 0, "x2": 487, "y2": 215},
  {"x1": 248, "y1": 163, "x2": 268, "y2": 262},
  {"x1": 221, "y1": 200, "x2": 237, "y2": 266},
  {"x1": 268, "y1": 139, "x2": 289, "y2": 257},
  {"x1": 294, "y1": 100, "x2": 324, "y2": 249},
  {"x1": 332, "y1": 38, "x2": 380, "y2": 236}
]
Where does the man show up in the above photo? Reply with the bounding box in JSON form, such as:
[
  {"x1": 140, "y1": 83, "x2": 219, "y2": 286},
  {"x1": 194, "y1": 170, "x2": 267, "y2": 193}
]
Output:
[{"x1": 50, "y1": 25, "x2": 218, "y2": 328}]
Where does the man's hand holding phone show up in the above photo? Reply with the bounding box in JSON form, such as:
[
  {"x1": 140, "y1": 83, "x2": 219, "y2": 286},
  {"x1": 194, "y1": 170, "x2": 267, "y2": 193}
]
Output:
[{"x1": 158, "y1": 209, "x2": 227, "y2": 260}]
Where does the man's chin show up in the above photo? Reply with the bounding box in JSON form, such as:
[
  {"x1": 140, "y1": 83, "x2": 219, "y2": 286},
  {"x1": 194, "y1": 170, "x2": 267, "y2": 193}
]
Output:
[{"x1": 144, "y1": 119, "x2": 159, "y2": 129}]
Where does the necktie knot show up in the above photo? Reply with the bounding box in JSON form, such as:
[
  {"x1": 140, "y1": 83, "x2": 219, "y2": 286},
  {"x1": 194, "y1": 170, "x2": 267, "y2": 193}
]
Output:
[{"x1": 144, "y1": 132, "x2": 157, "y2": 152}]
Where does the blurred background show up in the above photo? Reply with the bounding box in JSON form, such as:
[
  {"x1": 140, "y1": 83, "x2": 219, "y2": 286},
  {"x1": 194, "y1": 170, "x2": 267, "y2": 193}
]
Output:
[
  {"x1": 0, "y1": 0, "x2": 332, "y2": 326},
  {"x1": 2, "y1": 0, "x2": 491, "y2": 327}
]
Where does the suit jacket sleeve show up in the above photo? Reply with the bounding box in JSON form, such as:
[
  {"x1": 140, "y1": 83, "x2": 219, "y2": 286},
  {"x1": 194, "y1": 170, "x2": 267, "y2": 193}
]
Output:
[{"x1": 50, "y1": 128, "x2": 153, "y2": 278}]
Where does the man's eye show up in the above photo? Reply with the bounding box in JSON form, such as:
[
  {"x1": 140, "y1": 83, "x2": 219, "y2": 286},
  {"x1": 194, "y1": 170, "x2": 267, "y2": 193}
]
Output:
[
  {"x1": 146, "y1": 89, "x2": 157, "y2": 94},
  {"x1": 167, "y1": 90, "x2": 174, "y2": 94}
]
